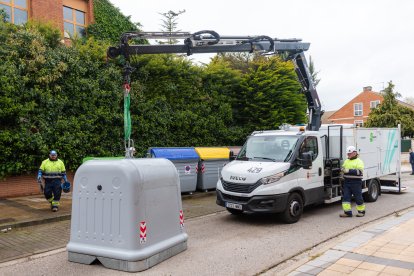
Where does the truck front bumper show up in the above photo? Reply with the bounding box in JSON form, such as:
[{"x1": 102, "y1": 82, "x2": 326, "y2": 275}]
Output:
[{"x1": 216, "y1": 189, "x2": 289, "y2": 213}]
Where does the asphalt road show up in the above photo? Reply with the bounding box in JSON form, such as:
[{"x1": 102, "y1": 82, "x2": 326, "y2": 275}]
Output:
[{"x1": 1, "y1": 175, "x2": 414, "y2": 276}]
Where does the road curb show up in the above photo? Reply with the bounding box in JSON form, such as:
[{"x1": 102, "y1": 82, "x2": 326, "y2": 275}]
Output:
[
  {"x1": 182, "y1": 190, "x2": 216, "y2": 200},
  {"x1": 0, "y1": 214, "x2": 71, "y2": 231}
]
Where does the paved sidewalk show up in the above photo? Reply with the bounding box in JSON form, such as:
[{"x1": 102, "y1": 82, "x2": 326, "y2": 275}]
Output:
[
  {"x1": 0, "y1": 190, "x2": 221, "y2": 231},
  {"x1": 288, "y1": 209, "x2": 414, "y2": 275},
  {"x1": 0, "y1": 220, "x2": 70, "y2": 263},
  {"x1": 0, "y1": 193, "x2": 72, "y2": 231}
]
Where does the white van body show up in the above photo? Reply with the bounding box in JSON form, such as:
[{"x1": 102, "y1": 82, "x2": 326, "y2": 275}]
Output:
[{"x1": 216, "y1": 124, "x2": 401, "y2": 223}]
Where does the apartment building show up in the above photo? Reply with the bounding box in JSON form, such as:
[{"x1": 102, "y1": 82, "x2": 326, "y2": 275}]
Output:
[{"x1": 0, "y1": 0, "x2": 94, "y2": 38}]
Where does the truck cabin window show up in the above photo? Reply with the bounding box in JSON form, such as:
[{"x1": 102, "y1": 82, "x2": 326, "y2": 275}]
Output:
[
  {"x1": 299, "y1": 136, "x2": 318, "y2": 161},
  {"x1": 237, "y1": 136, "x2": 299, "y2": 162}
]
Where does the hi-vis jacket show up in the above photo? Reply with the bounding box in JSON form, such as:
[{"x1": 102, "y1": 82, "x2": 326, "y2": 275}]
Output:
[
  {"x1": 342, "y1": 158, "x2": 364, "y2": 180},
  {"x1": 39, "y1": 159, "x2": 66, "y2": 179}
]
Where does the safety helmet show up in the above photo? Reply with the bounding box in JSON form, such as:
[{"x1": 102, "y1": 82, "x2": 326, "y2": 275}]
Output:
[
  {"x1": 50, "y1": 150, "x2": 57, "y2": 156},
  {"x1": 346, "y1": 146, "x2": 357, "y2": 154},
  {"x1": 61, "y1": 181, "x2": 71, "y2": 193}
]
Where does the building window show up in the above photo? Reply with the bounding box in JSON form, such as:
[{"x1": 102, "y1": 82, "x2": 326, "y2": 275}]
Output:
[
  {"x1": 63, "y1": 5, "x2": 86, "y2": 38},
  {"x1": 370, "y1": 100, "x2": 380, "y2": 109},
  {"x1": 0, "y1": 0, "x2": 28, "y2": 25},
  {"x1": 354, "y1": 103, "x2": 363, "y2": 116},
  {"x1": 354, "y1": 120, "x2": 363, "y2": 127}
]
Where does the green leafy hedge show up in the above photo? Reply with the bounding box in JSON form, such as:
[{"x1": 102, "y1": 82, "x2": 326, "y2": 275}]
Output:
[
  {"x1": 0, "y1": 18, "x2": 306, "y2": 178},
  {"x1": 0, "y1": 20, "x2": 124, "y2": 177}
]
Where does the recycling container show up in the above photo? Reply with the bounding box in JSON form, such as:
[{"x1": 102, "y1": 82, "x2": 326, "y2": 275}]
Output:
[
  {"x1": 67, "y1": 158, "x2": 188, "y2": 272},
  {"x1": 195, "y1": 147, "x2": 230, "y2": 191},
  {"x1": 149, "y1": 147, "x2": 199, "y2": 194},
  {"x1": 82, "y1": 156, "x2": 125, "y2": 163}
]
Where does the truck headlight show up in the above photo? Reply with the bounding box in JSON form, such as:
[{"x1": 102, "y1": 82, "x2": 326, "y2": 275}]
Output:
[{"x1": 259, "y1": 171, "x2": 286, "y2": 185}]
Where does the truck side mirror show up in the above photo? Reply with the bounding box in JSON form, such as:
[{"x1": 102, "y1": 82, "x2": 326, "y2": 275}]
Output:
[
  {"x1": 229, "y1": 150, "x2": 236, "y2": 161},
  {"x1": 297, "y1": 152, "x2": 312, "y2": 169}
]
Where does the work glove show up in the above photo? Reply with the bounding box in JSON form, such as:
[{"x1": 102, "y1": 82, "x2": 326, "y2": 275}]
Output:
[
  {"x1": 37, "y1": 175, "x2": 42, "y2": 183},
  {"x1": 342, "y1": 168, "x2": 349, "y2": 173}
]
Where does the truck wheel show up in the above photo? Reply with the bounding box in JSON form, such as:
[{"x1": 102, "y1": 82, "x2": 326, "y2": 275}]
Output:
[
  {"x1": 281, "y1": 193, "x2": 303, "y2": 224},
  {"x1": 363, "y1": 179, "x2": 380, "y2": 202},
  {"x1": 226, "y1": 208, "x2": 243, "y2": 215}
]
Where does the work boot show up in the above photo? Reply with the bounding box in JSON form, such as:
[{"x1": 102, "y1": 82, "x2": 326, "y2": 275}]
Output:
[
  {"x1": 339, "y1": 213, "x2": 352, "y2": 217},
  {"x1": 356, "y1": 211, "x2": 365, "y2": 217},
  {"x1": 52, "y1": 206, "x2": 58, "y2": 212}
]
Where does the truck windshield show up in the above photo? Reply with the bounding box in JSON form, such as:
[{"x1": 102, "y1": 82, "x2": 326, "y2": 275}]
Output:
[{"x1": 237, "y1": 135, "x2": 299, "y2": 162}]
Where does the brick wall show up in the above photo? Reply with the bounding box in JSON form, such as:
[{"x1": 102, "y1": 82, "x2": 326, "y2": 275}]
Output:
[
  {"x1": 87, "y1": 0, "x2": 94, "y2": 24},
  {"x1": 30, "y1": 0, "x2": 93, "y2": 34},
  {"x1": 328, "y1": 87, "x2": 383, "y2": 125},
  {"x1": 31, "y1": 0, "x2": 64, "y2": 31},
  {"x1": 0, "y1": 172, "x2": 74, "y2": 198}
]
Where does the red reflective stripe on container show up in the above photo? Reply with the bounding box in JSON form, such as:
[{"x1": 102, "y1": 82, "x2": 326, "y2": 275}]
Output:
[{"x1": 179, "y1": 210, "x2": 184, "y2": 228}]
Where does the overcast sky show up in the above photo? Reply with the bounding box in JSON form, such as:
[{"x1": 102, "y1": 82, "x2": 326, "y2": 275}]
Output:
[{"x1": 109, "y1": 0, "x2": 414, "y2": 111}]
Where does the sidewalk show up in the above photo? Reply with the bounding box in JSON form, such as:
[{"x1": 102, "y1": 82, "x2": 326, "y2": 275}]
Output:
[
  {"x1": 287, "y1": 209, "x2": 414, "y2": 276},
  {"x1": 0, "y1": 190, "x2": 222, "y2": 232},
  {"x1": 0, "y1": 193, "x2": 72, "y2": 231}
]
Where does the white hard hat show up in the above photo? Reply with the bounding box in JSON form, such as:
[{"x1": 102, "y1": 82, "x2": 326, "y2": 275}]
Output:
[{"x1": 346, "y1": 146, "x2": 357, "y2": 154}]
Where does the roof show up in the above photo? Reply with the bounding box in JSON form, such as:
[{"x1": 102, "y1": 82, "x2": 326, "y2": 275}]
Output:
[{"x1": 321, "y1": 110, "x2": 336, "y2": 124}]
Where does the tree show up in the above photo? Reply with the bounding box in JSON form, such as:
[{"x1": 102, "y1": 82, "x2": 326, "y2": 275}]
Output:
[
  {"x1": 0, "y1": 11, "x2": 314, "y2": 178},
  {"x1": 211, "y1": 52, "x2": 256, "y2": 74},
  {"x1": 239, "y1": 56, "x2": 307, "y2": 131},
  {"x1": 0, "y1": 19, "x2": 125, "y2": 178},
  {"x1": 308, "y1": 55, "x2": 320, "y2": 87},
  {"x1": 158, "y1": 10, "x2": 185, "y2": 44},
  {"x1": 365, "y1": 81, "x2": 414, "y2": 137},
  {"x1": 128, "y1": 54, "x2": 244, "y2": 150},
  {"x1": 207, "y1": 54, "x2": 307, "y2": 134}
]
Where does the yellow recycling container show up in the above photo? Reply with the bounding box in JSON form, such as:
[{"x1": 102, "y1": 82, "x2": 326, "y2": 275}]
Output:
[{"x1": 195, "y1": 147, "x2": 230, "y2": 191}]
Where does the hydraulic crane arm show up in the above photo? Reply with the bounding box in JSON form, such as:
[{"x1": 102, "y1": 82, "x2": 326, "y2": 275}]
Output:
[
  {"x1": 107, "y1": 30, "x2": 323, "y2": 131},
  {"x1": 292, "y1": 52, "x2": 323, "y2": 131}
]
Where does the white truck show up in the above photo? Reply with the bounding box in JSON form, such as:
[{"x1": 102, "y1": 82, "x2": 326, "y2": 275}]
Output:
[
  {"x1": 106, "y1": 31, "x2": 403, "y2": 223},
  {"x1": 216, "y1": 124, "x2": 402, "y2": 223}
]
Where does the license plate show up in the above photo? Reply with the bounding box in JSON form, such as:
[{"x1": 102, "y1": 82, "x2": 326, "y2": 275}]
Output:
[{"x1": 225, "y1": 202, "x2": 242, "y2": 210}]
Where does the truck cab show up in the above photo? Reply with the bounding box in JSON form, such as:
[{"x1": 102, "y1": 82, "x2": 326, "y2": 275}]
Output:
[
  {"x1": 217, "y1": 124, "x2": 401, "y2": 223},
  {"x1": 216, "y1": 126, "x2": 325, "y2": 223}
]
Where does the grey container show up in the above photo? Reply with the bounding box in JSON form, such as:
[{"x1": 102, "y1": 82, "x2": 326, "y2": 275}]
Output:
[
  {"x1": 149, "y1": 147, "x2": 199, "y2": 194},
  {"x1": 67, "y1": 158, "x2": 188, "y2": 272},
  {"x1": 195, "y1": 147, "x2": 230, "y2": 191}
]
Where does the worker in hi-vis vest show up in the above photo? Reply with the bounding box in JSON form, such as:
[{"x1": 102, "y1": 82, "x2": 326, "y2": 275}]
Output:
[
  {"x1": 37, "y1": 150, "x2": 67, "y2": 212},
  {"x1": 340, "y1": 146, "x2": 365, "y2": 218}
]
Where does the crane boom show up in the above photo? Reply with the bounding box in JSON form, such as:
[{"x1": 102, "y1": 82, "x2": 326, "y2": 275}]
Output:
[{"x1": 107, "y1": 30, "x2": 323, "y2": 131}]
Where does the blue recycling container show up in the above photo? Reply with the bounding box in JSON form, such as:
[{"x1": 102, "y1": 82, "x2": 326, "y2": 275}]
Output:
[{"x1": 149, "y1": 147, "x2": 199, "y2": 193}]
